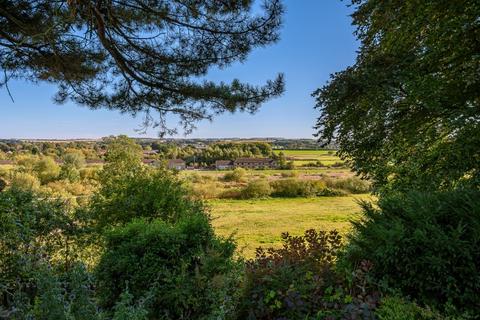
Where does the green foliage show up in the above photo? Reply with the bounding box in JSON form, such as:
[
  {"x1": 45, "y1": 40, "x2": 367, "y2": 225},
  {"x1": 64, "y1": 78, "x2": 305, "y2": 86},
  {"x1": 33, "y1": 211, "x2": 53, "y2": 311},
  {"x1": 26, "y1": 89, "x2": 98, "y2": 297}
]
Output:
[
  {"x1": 0, "y1": 189, "x2": 78, "y2": 309},
  {"x1": 276, "y1": 151, "x2": 294, "y2": 169},
  {"x1": 60, "y1": 152, "x2": 86, "y2": 182},
  {"x1": 0, "y1": 1, "x2": 284, "y2": 133},
  {"x1": 241, "y1": 179, "x2": 272, "y2": 199},
  {"x1": 375, "y1": 296, "x2": 440, "y2": 320},
  {"x1": 10, "y1": 171, "x2": 41, "y2": 191},
  {"x1": 79, "y1": 167, "x2": 100, "y2": 182},
  {"x1": 280, "y1": 171, "x2": 298, "y2": 178},
  {"x1": 34, "y1": 156, "x2": 61, "y2": 184},
  {"x1": 112, "y1": 289, "x2": 148, "y2": 320},
  {"x1": 33, "y1": 266, "x2": 67, "y2": 320},
  {"x1": 223, "y1": 167, "x2": 247, "y2": 182},
  {"x1": 67, "y1": 264, "x2": 100, "y2": 320},
  {"x1": 344, "y1": 190, "x2": 480, "y2": 314},
  {"x1": 101, "y1": 136, "x2": 144, "y2": 183},
  {"x1": 239, "y1": 230, "x2": 379, "y2": 319},
  {"x1": 270, "y1": 178, "x2": 328, "y2": 197},
  {"x1": 190, "y1": 181, "x2": 220, "y2": 199},
  {"x1": 91, "y1": 167, "x2": 204, "y2": 228},
  {"x1": 183, "y1": 142, "x2": 276, "y2": 165},
  {"x1": 314, "y1": 0, "x2": 480, "y2": 193},
  {"x1": 95, "y1": 216, "x2": 238, "y2": 319},
  {"x1": 15, "y1": 154, "x2": 38, "y2": 173},
  {"x1": 325, "y1": 177, "x2": 371, "y2": 194}
]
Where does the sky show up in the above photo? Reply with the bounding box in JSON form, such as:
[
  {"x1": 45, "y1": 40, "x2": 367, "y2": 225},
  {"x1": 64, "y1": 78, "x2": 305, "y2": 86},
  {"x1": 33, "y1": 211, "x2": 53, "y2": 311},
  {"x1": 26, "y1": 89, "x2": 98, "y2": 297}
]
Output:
[{"x1": 0, "y1": 0, "x2": 358, "y2": 139}]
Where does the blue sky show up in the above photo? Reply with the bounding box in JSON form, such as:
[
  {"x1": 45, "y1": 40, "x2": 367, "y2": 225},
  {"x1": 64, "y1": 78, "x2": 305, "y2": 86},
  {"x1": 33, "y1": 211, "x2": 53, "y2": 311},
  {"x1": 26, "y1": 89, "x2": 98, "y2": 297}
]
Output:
[{"x1": 0, "y1": 1, "x2": 358, "y2": 139}]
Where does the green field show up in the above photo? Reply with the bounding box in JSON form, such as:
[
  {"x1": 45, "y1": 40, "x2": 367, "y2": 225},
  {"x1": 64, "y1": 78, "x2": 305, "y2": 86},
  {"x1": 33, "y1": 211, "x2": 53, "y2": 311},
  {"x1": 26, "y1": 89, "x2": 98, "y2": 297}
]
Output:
[
  {"x1": 210, "y1": 195, "x2": 372, "y2": 257},
  {"x1": 274, "y1": 149, "x2": 343, "y2": 166}
]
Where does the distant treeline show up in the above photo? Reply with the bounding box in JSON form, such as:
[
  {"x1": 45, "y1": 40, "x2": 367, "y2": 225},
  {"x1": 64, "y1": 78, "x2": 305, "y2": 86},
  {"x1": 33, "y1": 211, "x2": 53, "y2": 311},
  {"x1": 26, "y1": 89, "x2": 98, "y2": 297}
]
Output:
[{"x1": 0, "y1": 139, "x2": 278, "y2": 166}]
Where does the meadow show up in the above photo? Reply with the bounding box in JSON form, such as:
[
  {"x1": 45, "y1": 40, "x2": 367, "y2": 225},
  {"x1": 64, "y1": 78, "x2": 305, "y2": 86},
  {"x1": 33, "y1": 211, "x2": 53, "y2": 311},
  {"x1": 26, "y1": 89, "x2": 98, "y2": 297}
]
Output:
[
  {"x1": 210, "y1": 195, "x2": 372, "y2": 257},
  {"x1": 1, "y1": 151, "x2": 364, "y2": 259},
  {"x1": 274, "y1": 149, "x2": 344, "y2": 166}
]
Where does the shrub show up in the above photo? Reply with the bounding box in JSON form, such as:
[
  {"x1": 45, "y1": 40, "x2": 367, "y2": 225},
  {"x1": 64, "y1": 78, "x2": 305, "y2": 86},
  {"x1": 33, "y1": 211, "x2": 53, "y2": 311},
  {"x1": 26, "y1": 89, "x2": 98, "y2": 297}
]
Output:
[
  {"x1": 218, "y1": 187, "x2": 243, "y2": 199},
  {"x1": 0, "y1": 189, "x2": 80, "y2": 312},
  {"x1": 344, "y1": 190, "x2": 480, "y2": 314},
  {"x1": 270, "y1": 178, "x2": 327, "y2": 197},
  {"x1": 223, "y1": 167, "x2": 247, "y2": 182},
  {"x1": 90, "y1": 168, "x2": 204, "y2": 228},
  {"x1": 375, "y1": 296, "x2": 440, "y2": 320},
  {"x1": 80, "y1": 167, "x2": 99, "y2": 181},
  {"x1": 8, "y1": 262, "x2": 106, "y2": 320},
  {"x1": 325, "y1": 176, "x2": 371, "y2": 194},
  {"x1": 10, "y1": 172, "x2": 40, "y2": 191},
  {"x1": 238, "y1": 230, "x2": 379, "y2": 319},
  {"x1": 34, "y1": 156, "x2": 61, "y2": 184},
  {"x1": 280, "y1": 171, "x2": 298, "y2": 178},
  {"x1": 241, "y1": 179, "x2": 272, "y2": 199},
  {"x1": 190, "y1": 181, "x2": 220, "y2": 199},
  {"x1": 95, "y1": 216, "x2": 238, "y2": 319},
  {"x1": 112, "y1": 289, "x2": 148, "y2": 320}
]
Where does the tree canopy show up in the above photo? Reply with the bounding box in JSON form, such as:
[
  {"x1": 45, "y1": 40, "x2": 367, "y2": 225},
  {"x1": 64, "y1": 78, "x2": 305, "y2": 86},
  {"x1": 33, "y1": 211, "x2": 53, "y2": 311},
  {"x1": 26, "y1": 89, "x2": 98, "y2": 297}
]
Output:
[
  {"x1": 0, "y1": 0, "x2": 284, "y2": 134},
  {"x1": 314, "y1": 0, "x2": 480, "y2": 193}
]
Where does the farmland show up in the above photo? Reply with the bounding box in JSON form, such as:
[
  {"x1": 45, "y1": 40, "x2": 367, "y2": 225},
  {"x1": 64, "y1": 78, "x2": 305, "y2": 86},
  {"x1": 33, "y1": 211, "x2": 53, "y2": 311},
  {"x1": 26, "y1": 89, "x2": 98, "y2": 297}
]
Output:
[{"x1": 274, "y1": 149, "x2": 344, "y2": 166}]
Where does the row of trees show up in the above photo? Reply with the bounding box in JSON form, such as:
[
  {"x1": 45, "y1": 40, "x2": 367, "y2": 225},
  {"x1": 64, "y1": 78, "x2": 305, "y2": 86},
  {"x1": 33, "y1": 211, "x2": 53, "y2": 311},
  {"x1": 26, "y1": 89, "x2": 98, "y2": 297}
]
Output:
[{"x1": 0, "y1": 140, "x2": 277, "y2": 166}]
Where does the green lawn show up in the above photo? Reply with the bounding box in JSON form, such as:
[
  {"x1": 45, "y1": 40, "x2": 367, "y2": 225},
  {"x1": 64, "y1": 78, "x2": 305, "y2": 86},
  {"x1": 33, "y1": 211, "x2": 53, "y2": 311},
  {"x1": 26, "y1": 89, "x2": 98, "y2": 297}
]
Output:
[{"x1": 209, "y1": 195, "x2": 372, "y2": 257}]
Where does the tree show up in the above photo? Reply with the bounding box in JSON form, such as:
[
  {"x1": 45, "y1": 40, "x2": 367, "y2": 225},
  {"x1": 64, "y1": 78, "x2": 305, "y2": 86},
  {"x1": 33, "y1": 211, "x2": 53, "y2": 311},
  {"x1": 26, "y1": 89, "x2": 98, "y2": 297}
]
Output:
[
  {"x1": 60, "y1": 151, "x2": 85, "y2": 182},
  {"x1": 313, "y1": 0, "x2": 480, "y2": 193},
  {"x1": 35, "y1": 156, "x2": 61, "y2": 184},
  {"x1": 0, "y1": 0, "x2": 284, "y2": 134},
  {"x1": 95, "y1": 216, "x2": 237, "y2": 319},
  {"x1": 99, "y1": 136, "x2": 143, "y2": 185},
  {"x1": 0, "y1": 189, "x2": 77, "y2": 309}
]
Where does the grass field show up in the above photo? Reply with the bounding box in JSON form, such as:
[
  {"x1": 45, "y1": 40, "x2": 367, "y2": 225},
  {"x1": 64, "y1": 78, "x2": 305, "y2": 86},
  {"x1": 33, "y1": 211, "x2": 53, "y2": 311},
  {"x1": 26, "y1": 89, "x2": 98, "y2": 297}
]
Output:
[
  {"x1": 274, "y1": 149, "x2": 343, "y2": 166},
  {"x1": 210, "y1": 195, "x2": 372, "y2": 257}
]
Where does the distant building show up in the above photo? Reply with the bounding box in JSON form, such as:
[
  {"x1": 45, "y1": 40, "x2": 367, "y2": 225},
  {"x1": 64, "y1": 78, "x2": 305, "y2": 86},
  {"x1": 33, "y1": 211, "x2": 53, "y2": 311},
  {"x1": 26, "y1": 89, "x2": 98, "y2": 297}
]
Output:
[
  {"x1": 234, "y1": 158, "x2": 278, "y2": 169},
  {"x1": 215, "y1": 160, "x2": 234, "y2": 170},
  {"x1": 167, "y1": 159, "x2": 186, "y2": 170}
]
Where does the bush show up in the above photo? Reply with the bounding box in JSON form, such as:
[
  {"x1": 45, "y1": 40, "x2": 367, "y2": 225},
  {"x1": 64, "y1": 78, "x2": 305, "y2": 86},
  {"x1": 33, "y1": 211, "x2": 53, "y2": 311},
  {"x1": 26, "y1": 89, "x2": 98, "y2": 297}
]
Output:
[
  {"x1": 0, "y1": 189, "x2": 79, "y2": 311},
  {"x1": 238, "y1": 230, "x2": 379, "y2": 319},
  {"x1": 375, "y1": 296, "x2": 440, "y2": 320},
  {"x1": 241, "y1": 179, "x2": 272, "y2": 199},
  {"x1": 90, "y1": 168, "x2": 205, "y2": 228},
  {"x1": 270, "y1": 178, "x2": 327, "y2": 197},
  {"x1": 190, "y1": 181, "x2": 220, "y2": 199},
  {"x1": 325, "y1": 176, "x2": 371, "y2": 194},
  {"x1": 223, "y1": 167, "x2": 247, "y2": 182},
  {"x1": 80, "y1": 167, "x2": 99, "y2": 181},
  {"x1": 34, "y1": 156, "x2": 61, "y2": 184},
  {"x1": 218, "y1": 187, "x2": 243, "y2": 199},
  {"x1": 95, "y1": 216, "x2": 239, "y2": 319},
  {"x1": 344, "y1": 190, "x2": 480, "y2": 314},
  {"x1": 10, "y1": 172, "x2": 40, "y2": 191},
  {"x1": 280, "y1": 171, "x2": 298, "y2": 178}
]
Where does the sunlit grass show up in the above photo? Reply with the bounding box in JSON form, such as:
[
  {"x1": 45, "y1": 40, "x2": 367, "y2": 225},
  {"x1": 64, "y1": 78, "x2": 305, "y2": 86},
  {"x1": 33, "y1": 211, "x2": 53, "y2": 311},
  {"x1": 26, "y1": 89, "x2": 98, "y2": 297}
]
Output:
[{"x1": 209, "y1": 195, "x2": 373, "y2": 257}]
